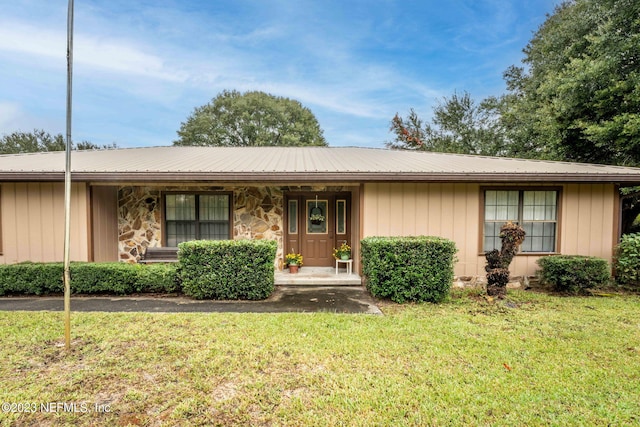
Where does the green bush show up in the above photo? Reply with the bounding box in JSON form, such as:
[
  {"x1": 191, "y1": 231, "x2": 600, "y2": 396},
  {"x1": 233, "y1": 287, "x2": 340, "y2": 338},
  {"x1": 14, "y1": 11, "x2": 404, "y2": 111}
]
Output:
[
  {"x1": 537, "y1": 255, "x2": 611, "y2": 294},
  {"x1": 0, "y1": 262, "x2": 63, "y2": 295},
  {"x1": 71, "y1": 263, "x2": 179, "y2": 294},
  {"x1": 0, "y1": 262, "x2": 179, "y2": 296},
  {"x1": 136, "y1": 263, "x2": 181, "y2": 293},
  {"x1": 614, "y1": 233, "x2": 640, "y2": 288},
  {"x1": 177, "y1": 239, "x2": 277, "y2": 300},
  {"x1": 361, "y1": 236, "x2": 457, "y2": 303}
]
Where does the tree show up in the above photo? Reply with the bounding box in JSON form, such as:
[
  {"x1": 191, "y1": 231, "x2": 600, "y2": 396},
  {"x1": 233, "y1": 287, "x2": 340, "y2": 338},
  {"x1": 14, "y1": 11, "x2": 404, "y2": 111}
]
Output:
[
  {"x1": 390, "y1": 0, "x2": 640, "y2": 166},
  {"x1": 0, "y1": 129, "x2": 65, "y2": 153},
  {"x1": 174, "y1": 90, "x2": 328, "y2": 147},
  {"x1": 0, "y1": 129, "x2": 116, "y2": 154},
  {"x1": 502, "y1": 0, "x2": 640, "y2": 166},
  {"x1": 387, "y1": 92, "x2": 507, "y2": 156}
]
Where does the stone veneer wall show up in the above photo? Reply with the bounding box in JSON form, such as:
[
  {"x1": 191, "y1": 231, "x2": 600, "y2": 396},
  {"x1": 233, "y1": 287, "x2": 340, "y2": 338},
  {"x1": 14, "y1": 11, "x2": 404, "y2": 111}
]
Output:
[
  {"x1": 233, "y1": 186, "x2": 285, "y2": 268},
  {"x1": 117, "y1": 185, "x2": 287, "y2": 266},
  {"x1": 118, "y1": 187, "x2": 162, "y2": 262}
]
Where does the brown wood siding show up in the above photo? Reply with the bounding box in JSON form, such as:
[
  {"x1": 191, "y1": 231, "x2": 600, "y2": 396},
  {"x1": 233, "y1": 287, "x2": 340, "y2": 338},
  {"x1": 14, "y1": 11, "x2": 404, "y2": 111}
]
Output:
[
  {"x1": 560, "y1": 184, "x2": 615, "y2": 258},
  {"x1": 362, "y1": 183, "x2": 480, "y2": 276},
  {"x1": 90, "y1": 186, "x2": 119, "y2": 262},
  {"x1": 0, "y1": 182, "x2": 89, "y2": 264},
  {"x1": 363, "y1": 182, "x2": 617, "y2": 278}
]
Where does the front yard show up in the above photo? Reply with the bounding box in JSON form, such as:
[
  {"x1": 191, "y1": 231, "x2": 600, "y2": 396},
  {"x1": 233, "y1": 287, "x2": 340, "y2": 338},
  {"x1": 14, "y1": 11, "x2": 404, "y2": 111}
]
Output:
[{"x1": 1, "y1": 290, "x2": 639, "y2": 426}]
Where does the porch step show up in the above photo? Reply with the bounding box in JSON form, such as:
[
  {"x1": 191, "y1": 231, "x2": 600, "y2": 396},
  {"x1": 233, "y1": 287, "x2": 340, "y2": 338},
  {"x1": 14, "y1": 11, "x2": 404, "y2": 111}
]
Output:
[{"x1": 275, "y1": 267, "x2": 362, "y2": 286}]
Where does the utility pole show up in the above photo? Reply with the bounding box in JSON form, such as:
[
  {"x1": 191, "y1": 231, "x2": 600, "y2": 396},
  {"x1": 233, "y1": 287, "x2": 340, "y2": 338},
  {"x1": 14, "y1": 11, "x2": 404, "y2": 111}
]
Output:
[{"x1": 63, "y1": 0, "x2": 74, "y2": 351}]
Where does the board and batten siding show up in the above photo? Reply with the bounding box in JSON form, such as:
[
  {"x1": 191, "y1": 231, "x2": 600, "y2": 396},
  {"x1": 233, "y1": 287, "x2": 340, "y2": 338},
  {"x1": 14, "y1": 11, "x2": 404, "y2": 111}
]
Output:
[
  {"x1": 0, "y1": 182, "x2": 90, "y2": 264},
  {"x1": 362, "y1": 183, "x2": 618, "y2": 278},
  {"x1": 90, "y1": 186, "x2": 119, "y2": 262}
]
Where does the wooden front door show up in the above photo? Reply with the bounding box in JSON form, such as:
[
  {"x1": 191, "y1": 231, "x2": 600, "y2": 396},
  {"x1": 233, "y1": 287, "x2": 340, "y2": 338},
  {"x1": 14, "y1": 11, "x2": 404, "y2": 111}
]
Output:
[{"x1": 285, "y1": 192, "x2": 351, "y2": 267}]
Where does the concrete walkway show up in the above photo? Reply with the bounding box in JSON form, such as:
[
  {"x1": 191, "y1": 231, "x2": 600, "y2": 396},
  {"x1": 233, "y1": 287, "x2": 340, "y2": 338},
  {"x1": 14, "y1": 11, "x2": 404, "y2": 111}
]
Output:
[
  {"x1": 0, "y1": 286, "x2": 382, "y2": 314},
  {"x1": 275, "y1": 266, "x2": 362, "y2": 286}
]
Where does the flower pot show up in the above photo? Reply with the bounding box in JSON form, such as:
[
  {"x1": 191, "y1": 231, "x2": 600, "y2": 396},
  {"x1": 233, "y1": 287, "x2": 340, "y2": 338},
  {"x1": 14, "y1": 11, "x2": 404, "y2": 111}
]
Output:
[
  {"x1": 289, "y1": 264, "x2": 299, "y2": 274},
  {"x1": 340, "y1": 254, "x2": 351, "y2": 260}
]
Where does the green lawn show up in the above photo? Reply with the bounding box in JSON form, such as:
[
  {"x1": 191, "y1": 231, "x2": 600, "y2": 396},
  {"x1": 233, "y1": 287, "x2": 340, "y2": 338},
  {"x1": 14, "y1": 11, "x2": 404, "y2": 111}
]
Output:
[{"x1": 1, "y1": 290, "x2": 639, "y2": 426}]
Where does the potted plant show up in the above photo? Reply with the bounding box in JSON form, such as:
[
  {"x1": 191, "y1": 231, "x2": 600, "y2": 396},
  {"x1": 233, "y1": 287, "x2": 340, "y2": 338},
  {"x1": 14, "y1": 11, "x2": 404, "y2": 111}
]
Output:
[
  {"x1": 333, "y1": 242, "x2": 352, "y2": 260},
  {"x1": 285, "y1": 252, "x2": 303, "y2": 273}
]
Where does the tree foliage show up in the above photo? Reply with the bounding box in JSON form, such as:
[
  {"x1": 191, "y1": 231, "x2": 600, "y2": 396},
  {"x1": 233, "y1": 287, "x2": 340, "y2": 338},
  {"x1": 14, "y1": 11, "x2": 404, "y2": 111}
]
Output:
[
  {"x1": 0, "y1": 129, "x2": 116, "y2": 154},
  {"x1": 174, "y1": 90, "x2": 327, "y2": 147},
  {"x1": 389, "y1": 0, "x2": 640, "y2": 166},
  {"x1": 387, "y1": 92, "x2": 506, "y2": 156},
  {"x1": 503, "y1": 0, "x2": 640, "y2": 166}
]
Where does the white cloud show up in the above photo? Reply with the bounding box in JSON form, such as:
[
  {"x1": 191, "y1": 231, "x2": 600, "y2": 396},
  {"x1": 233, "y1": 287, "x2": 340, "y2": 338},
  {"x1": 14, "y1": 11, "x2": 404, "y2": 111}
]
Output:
[{"x1": 0, "y1": 21, "x2": 185, "y2": 82}]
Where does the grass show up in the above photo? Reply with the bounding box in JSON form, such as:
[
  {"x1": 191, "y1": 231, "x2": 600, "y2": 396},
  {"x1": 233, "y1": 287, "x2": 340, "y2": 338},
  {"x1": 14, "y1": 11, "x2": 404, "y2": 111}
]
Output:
[{"x1": 1, "y1": 290, "x2": 639, "y2": 426}]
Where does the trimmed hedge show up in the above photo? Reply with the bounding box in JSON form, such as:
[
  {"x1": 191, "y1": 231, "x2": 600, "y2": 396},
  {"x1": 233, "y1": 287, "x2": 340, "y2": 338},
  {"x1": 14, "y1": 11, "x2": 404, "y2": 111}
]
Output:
[
  {"x1": 614, "y1": 233, "x2": 640, "y2": 288},
  {"x1": 0, "y1": 262, "x2": 179, "y2": 296},
  {"x1": 536, "y1": 255, "x2": 611, "y2": 294},
  {"x1": 361, "y1": 236, "x2": 457, "y2": 303},
  {"x1": 177, "y1": 239, "x2": 277, "y2": 300},
  {"x1": 71, "y1": 263, "x2": 179, "y2": 294},
  {"x1": 0, "y1": 262, "x2": 63, "y2": 295}
]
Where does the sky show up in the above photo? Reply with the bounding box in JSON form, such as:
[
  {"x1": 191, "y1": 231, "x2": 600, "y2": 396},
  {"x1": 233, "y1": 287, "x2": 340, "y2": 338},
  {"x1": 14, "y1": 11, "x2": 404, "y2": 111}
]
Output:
[{"x1": 0, "y1": 0, "x2": 560, "y2": 149}]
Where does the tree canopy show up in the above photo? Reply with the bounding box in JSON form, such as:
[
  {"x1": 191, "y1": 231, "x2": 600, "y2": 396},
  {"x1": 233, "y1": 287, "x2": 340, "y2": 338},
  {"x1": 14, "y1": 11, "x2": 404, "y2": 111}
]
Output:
[
  {"x1": 388, "y1": 0, "x2": 640, "y2": 167},
  {"x1": 174, "y1": 90, "x2": 328, "y2": 147},
  {"x1": 387, "y1": 92, "x2": 506, "y2": 156},
  {"x1": 0, "y1": 129, "x2": 115, "y2": 154},
  {"x1": 503, "y1": 0, "x2": 640, "y2": 166}
]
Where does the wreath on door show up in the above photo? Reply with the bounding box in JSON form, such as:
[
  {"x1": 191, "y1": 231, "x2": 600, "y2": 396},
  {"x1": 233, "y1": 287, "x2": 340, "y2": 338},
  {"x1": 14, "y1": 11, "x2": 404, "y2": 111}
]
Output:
[{"x1": 309, "y1": 206, "x2": 325, "y2": 224}]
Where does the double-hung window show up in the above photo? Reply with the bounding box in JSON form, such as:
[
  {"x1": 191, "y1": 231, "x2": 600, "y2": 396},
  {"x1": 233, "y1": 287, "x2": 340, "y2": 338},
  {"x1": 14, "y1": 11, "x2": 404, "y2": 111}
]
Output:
[
  {"x1": 483, "y1": 189, "x2": 559, "y2": 253},
  {"x1": 165, "y1": 193, "x2": 231, "y2": 246}
]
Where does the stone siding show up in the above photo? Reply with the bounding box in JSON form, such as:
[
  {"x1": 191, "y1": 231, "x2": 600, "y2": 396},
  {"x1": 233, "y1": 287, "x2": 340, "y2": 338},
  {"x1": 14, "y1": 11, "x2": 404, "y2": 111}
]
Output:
[
  {"x1": 118, "y1": 185, "x2": 351, "y2": 266},
  {"x1": 117, "y1": 186, "x2": 285, "y2": 265},
  {"x1": 233, "y1": 186, "x2": 285, "y2": 268},
  {"x1": 118, "y1": 187, "x2": 162, "y2": 262}
]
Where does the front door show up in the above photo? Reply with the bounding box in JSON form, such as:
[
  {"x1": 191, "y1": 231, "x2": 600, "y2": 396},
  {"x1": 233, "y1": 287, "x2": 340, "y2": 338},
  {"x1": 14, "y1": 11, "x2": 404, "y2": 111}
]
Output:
[{"x1": 285, "y1": 192, "x2": 351, "y2": 267}]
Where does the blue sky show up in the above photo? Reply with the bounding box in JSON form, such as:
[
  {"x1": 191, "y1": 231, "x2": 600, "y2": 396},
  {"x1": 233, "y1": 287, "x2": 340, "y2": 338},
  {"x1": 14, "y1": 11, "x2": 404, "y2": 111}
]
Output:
[{"x1": 0, "y1": 0, "x2": 559, "y2": 148}]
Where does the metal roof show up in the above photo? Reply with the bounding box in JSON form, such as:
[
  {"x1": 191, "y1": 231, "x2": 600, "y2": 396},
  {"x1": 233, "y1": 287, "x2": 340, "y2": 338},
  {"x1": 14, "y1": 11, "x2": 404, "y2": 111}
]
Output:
[{"x1": 1, "y1": 146, "x2": 640, "y2": 184}]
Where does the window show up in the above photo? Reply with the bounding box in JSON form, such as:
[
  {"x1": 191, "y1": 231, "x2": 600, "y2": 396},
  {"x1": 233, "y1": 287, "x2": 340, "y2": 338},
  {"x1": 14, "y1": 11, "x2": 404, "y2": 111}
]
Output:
[
  {"x1": 336, "y1": 199, "x2": 346, "y2": 234},
  {"x1": 483, "y1": 189, "x2": 558, "y2": 253},
  {"x1": 306, "y1": 199, "x2": 328, "y2": 234},
  {"x1": 288, "y1": 200, "x2": 298, "y2": 234},
  {"x1": 165, "y1": 194, "x2": 231, "y2": 246}
]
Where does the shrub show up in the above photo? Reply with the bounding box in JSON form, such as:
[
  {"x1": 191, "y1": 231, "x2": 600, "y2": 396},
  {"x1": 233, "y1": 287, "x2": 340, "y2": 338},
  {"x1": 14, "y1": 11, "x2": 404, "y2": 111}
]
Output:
[
  {"x1": 137, "y1": 263, "x2": 181, "y2": 293},
  {"x1": 361, "y1": 236, "x2": 457, "y2": 303},
  {"x1": 0, "y1": 262, "x2": 63, "y2": 295},
  {"x1": 614, "y1": 233, "x2": 640, "y2": 288},
  {"x1": 485, "y1": 221, "x2": 526, "y2": 298},
  {"x1": 0, "y1": 262, "x2": 179, "y2": 296},
  {"x1": 537, "y1": 255, "x2": 611, "y2": 294},
  {"x1": 71, "y1": 263, "x2": 141, "y2": 294},
  {"x1": 71, "y1": 263, "x2": 180, "y2": 294},
  {"x1": 178, "y1": 239, "x2": 277, "y2": 300}
]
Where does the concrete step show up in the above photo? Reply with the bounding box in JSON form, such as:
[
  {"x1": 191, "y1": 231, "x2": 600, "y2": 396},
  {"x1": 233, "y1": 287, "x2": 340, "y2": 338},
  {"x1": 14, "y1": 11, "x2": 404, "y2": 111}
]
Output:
[{"x1": 275, "y1": 267, "x2": 362, "y2": 286}]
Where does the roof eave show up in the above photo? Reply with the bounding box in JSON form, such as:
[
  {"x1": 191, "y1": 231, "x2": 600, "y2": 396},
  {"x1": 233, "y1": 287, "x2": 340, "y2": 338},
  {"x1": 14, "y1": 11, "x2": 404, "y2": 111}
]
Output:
[{"x1": 1, "y1": 171, "x2": 640, "y2": 185}]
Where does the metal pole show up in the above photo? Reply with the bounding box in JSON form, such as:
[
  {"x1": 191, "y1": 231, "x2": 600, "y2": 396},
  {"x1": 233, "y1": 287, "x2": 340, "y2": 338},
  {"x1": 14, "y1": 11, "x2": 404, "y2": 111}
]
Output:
[{"x1": 64, "y1": 0, "x2": 74, "y2": 351}]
